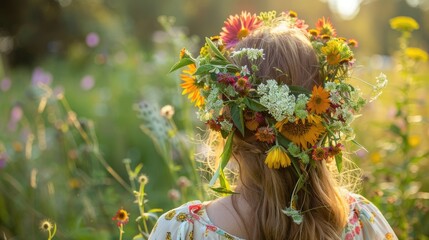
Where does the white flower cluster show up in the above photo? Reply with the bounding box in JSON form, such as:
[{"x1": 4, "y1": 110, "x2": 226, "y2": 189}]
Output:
[
  {"x1": 198, "y1": 86, "x2": 223, "y2": 121},
  {"x1": 231, "y1": 48, "x2": 265, "y2": 61},
  {"x1": 257, "y1": 80, "x2": 296, "y2": 121}
]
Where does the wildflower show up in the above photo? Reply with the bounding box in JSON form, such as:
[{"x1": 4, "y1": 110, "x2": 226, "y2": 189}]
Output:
[
  {"x1": 1, "y1": 77, "x2": 11, "y2": 92},
  {"x1": 220, "y1": 11, "x2": 262, "y2": 49},
  {"x1": 328, "y1": 143, "x2": 343, "y2": 157},
  {"x1": 348, "y1": 39, "x2": 359, "y2": 48},
  {"x1": 408, "y1": 135, "x2": 421, "y2": 147},
  {"x1": 307, "y1": 85, "x2": 330, "y2": 114},
  {"x1": 276, "y1": 115, "x2": 325, "y2": 150},
  {"x1": 321, "y1": 39, "x2": 353, "y2": 65},
  {"x1": 168, "y1": 189, "x2": 181, "y2": 201},
  {"x1": 40, "y1": 220, "x2": 54, "y2": 232},
  {"x1": 231, "y1": 48, "x2": 265, "y2": 61},
  {"x1": 308, "y1": 29, "x2": 319, "y2": 37},
  {"x1": 216, "y1": 73, "x2": 236, "y2": 85},
  {"x1": 160, "y1": 105, "x2": 175, "y2": 119},
  {"x1": 265, "y1": 145, "x2": 291, "y2": 169},
  {"x1": 315, "y1": 17, "x2": 336, "y2": 37},
  {"x1": 255, "y1": 127, "x2": 276, "y2": 144},
  {"x1": 234, "y1": 76, "x2": 251, "y2": 95},
  {"x1": 86, "y1": 32, "x2": 100, "y2": 47},
  {"x1": 179, "y1": 47, "x2": 191, "y2": 59},
  {"x1": 288, "y1": 10, "x2": 298, "y2": 18},
  {"x1": 138, "y1": 174, "x2": 149, "y2": 184},
  {"x1": 220, "y1": 120, "x2": 233, "y2": 132},
  {"x1": 0, "y1": 152, "x2": 7, "y2": 169},
  {"x1": 80, "y1": 75, "x2": 95, "y2": 90},
  {"x1": 200, "y1": 36, "x2": 224, "y2": 57},
  {"x1": 390, "y1": 16, "x2": 419, "y2": 32},
  {"x1": 258, "y1": 11, "x2": 277, "y2": 24},
  {"x1": 370, "y1": 152, "x2": 381, "y2": 164},
  {"x1": 31, "y1": 67, "x2": 52, "y2": 86},
  {"x1": 312, "y1": 146, "x2": 329, "y2": 161},
  {"x1": 405, "y1": 47, "x2": 428, "y2": 62},
  {"x1": 257, "y1": 80, "x2": 296, "y2": 121},
  {"x1": 177, "y1": 176, "x2": 191, "y2": 188},
  {"x1": 112, "y1": 208, "x2": 130, "y2": 227},
  {"x1": 68, "y1": 178, "x2": 81, "y2": 189},
  {"x1": 180, "y1": 64, "x2": 205, "y2": 108}
]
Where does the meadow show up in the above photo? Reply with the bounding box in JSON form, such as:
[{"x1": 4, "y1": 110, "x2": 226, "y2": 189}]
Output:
[{"x1": 0, "y1": 2, "x2": 428, "y2": 240}]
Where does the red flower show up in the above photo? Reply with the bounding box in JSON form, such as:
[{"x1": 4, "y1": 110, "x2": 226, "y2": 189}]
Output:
[{"x1": 112, "y1": 208, "x2": 130, "y2": 227}]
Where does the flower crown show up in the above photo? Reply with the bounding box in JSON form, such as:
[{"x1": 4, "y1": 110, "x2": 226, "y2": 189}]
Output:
[{"x1": 171, "y1": 10, "x2": 387, "y2": 223}]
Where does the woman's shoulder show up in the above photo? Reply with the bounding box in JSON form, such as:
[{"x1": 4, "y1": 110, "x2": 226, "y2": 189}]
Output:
[
  {"x1": 149, "y1": 200, "x2": 242, "y2": 240},
  {"x1": 342, "y1": 192, "x2": 398, "y2": 240}
]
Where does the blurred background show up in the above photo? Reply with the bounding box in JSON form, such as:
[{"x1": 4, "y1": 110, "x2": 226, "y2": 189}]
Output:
[{"x1": 0, "y1": 0, "x2": 428, "y2": 239}]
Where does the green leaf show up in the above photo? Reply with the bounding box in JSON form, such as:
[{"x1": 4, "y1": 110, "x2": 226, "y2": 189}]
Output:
[
  {"x1": 169, "y1": 58, "x2": 194, "y2": 73},
  {"x1": 209, "y1": 131, "x2": 234, "y2": 187},
  {"x1": 277, "y1": 134, "x2": 292, "y2": 148},
  {"x1": 230, "y1": 103, "x2": 245, "y2": 136},
  {"x1": 335, "y1": 153, "x2": 343, "y2": 172},
  {"x1": 206, "y1": 37, "x2": 228, "y2": 61},
  {"x1": 133, "y1": 234, "x2": 146, "y2": 240},
  {"x1": 194, "y1": 64, "x2": 216, "y2": 75},
  {"x1": 243, "y1": 98, "x2": 267, "y2": 112},
  {"x1": 289, "y1": 85, "x2": 311, "y2": 95},
  {"x1": 148, "y1": 208, "x2": 163, "y2": 213},
  {"x1": 210, "y1": 187, "x2": 237, "y2": 194}
]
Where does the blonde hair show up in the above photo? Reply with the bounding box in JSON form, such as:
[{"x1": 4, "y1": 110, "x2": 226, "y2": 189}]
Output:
[{"x1": 205, "y1": 25, "x2": 359, "y2": 239}]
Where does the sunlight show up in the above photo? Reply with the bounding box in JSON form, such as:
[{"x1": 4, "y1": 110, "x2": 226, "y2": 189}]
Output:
[{"x1": 327, "y1": 0, "x2": 362, "y2": 20}]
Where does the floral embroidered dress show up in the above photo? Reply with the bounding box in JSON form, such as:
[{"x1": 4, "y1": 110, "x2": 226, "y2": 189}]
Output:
[{"x1": 149, "y1": 193, "x2": 397, "y2": 240}]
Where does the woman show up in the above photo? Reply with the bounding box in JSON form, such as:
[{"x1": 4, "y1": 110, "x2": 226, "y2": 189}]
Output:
[{"x1": 149, "y1": 11, "x2": 397, "y2": 240}]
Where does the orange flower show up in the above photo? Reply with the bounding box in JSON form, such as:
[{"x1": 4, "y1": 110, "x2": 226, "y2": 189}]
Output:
[
  {"x1": 307, "y1": 85, "x2": 330, "y2": 114},
  {"x1": 112, "y1": 208, "x2": 130, "y2": 227},
  {"x1": 315, "y1": 17, "x2": 336, "y2": 37},
  {"x1": 220, "y1": 11, "x2": 262, "y2": 48},
  {"x1": 180, "y1": 64, "x2": 205, "y2": 108},
  {"x1": 255, "y1": 127, "x2": 276, "y2": 144}
]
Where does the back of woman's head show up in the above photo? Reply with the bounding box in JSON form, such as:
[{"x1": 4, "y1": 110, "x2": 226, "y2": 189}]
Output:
[
  {"x1": 227, "y1": 20, "x2": 348, "y2": 240},
  {"x1": 174, "y1": 10, "x2": 368, "y2": 240},
  {"x1": 233, "y1": 25, "x2": 321, "y2": 90}
]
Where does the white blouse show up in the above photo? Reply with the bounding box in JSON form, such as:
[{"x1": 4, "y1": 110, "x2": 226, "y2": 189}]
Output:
[{"x1": 149, "y1": 193, "x2": 397, "y2": 240}]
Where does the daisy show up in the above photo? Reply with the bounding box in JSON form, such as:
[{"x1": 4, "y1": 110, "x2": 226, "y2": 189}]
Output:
[
  {"x1": 265, "y1": 145, "x2": 291, "y2": 169},
  {"x1": 220, "y1": 11, "x2": 262, "y2": 49},
  {"x1": 307, "y1": 85, "x2": 330, "y2": 114},
  {"x1": 180, "y1": 64, "x2": 205, "y2": 108},
  {"x1": 315, "y1": 17, "x2": 336, "y2": 37},
  {"x1": 275, "y1": 115, "x2": 325, "y2": 150}
]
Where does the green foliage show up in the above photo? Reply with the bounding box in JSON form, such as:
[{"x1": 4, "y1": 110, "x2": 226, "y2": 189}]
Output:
[{"x1": 0, "y1": 9, "x2": 428, "y2": 240}]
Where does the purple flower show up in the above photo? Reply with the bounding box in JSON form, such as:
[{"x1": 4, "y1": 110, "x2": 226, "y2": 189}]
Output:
[
  {"x1": 1, "y1": 77, "x2": 11, "y2": 91},
  {"x1": 0, "y1": 152, "x2": 7, "y2": 169},
  {"x1": 31, "y1": 67, "x2": 52, "y2": 86},
  {"x1": 80, "y1": 75, "x2": 95, "y2": 90},
  {"x1": 8, "y1": 105, "x2": 23, "y2": 131},
  {"x1": 86, "y1": 32, "x2": 100, "y2": 48}
]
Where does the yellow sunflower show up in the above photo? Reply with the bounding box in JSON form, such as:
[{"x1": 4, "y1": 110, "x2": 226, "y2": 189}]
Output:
[
  {"x1": 275, "y1": 115, "x2": 325, "y2": 150},
  {"x1": 180, "y1": 64, "x2": 205, "y2": 108},
  {"x1": 307, "y1": 85, "x2": 330, "y2": 114},
  {"x1": 265, "y1": 145, "x2": 291, "y2": 169}
]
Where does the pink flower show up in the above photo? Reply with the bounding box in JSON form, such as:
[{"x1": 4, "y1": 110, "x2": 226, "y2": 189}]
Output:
[
  {"x1": 220, "y1": 11, "x2": 262, "y2": 49},
  {"x1": 86, "y1": 32, "x2": 100, "y2": 48},
  {"x1": 1, "y1": 77, "x2": 11, "y2": 91},
  {"x1": 31, "y1": 67, "x2": 52, "y2": 86},
  {"x1": 80, "y1": 75, "x2": 95, "y2": 90}
]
